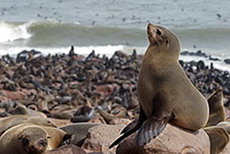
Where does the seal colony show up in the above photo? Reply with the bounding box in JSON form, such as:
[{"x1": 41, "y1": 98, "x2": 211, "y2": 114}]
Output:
[
  {"x1": 0, "y1": 24, "x2": 230, "y2": 153},
  {"x1": 110, "y1": 23, "x2": 209, "y2": 148}
]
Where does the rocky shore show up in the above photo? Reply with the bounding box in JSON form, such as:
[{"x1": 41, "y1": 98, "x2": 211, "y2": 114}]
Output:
[{"x1": 0, "y1": 48, "x2": 230, "y2": 153}]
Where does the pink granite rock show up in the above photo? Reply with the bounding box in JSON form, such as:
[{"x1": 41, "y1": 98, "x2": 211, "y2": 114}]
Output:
[
  {"x1": 116, "y1": 124, "x2": 210, "y2": 154},
  {"x1": 82, "y1": 124, "x2": 124, "y2": 154}
]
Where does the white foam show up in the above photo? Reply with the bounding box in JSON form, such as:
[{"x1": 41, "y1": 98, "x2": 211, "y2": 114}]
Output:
[
  {"x1": 0, "y1": 45, "x2": 229, "y2": 72},
  {"x1": 0, "y1": 21, "x2": 32, "y2": 43},
  {"x1": 180, "y1": 55, "x2": 230, "y2": 72},
  {"x1": 0, "y1": 45, "x2": 146, "y2": 57}
]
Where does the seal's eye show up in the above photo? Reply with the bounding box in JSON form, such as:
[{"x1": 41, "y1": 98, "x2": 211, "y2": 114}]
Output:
[{"x1": 156, "y1": 29, "x2": 162, "y2": 36}]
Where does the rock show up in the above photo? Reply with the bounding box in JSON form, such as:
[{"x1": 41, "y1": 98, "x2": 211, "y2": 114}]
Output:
[
  {"x1": 45, "y1": 145, "x2": 87, "y2": 154},
  {"x1": 82, "y1": 124, "x2": 125, "y2": 153},
  {"x1": 110, "y1": 118, "x2": 132, "y2": 125},
  {"x1": 59, "y1": 123, "x2": 99, "y2": 146},
  {"x1": 116, "y1": 124, "x2": 210, "y2": 154}
]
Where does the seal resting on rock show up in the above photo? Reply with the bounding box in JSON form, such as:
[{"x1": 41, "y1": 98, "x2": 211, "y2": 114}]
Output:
[
  {"x1": 0, "y1": 123, "x2": 50, "y2": 154},
  {"x1": 205, "y1": 88, "x2": 226, "y2": 127},
  {"x1": 110, "y1": 23, "x2": 209, "y2": 148},
  {"x1": 0, "y1": 123, "x2": 71, "y2": 154},
  {"x1": 204, "y1": 126, "x2": 229, "y2": 154},
  {"x1": 0, "y1": 115, "x2": 56, "y2": 136}
]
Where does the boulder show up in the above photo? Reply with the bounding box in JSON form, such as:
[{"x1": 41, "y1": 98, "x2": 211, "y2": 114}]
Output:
[
  {"x1": 82, "y1": 124, "x2": 125, "y2": 153},
  {"x1": 59, "y1": 123, "x2": 100, "y2": 146},
  {"x1": 116, "y1": 124, "x2": 210, "y2": 154},
  {"x1": 110, "y1": 118, "x2": 132, "y2": 125}
]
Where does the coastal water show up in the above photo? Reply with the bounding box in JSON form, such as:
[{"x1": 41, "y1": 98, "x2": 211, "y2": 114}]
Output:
[{"x1": 0, "y1": 0, "x2": 230, "y2": 70}]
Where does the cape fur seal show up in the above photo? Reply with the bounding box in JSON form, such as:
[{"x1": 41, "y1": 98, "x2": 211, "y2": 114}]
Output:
[
  {"x1": 110, "y1": 23, "x2": 209, "y2": 148},
  {"x1": 12, "y1": 104, "x2": 47, "y2": 118},
  {"x1": 0, "y1": 123, "x2": 70, "y2": 154},
  {"x1": 0, "y1": 115, "x2": 57, "y2": 136},
  {"x1": 204, "y1": 126, "x2": 229, "y2": 154},
  {"x1": 205, "y1": 88, "x2": 226, "y2": 127},
  {"x1": 0, "y1": 123, "x2": 50, "y2": 154}
]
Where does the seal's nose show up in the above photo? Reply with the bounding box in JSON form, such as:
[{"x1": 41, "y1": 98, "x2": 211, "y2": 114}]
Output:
[
  {"x1": 147, "y1": 23, "x2": 156, "y2": 36},
  {"x1": 147, "y1": 23, "x2": 156, "y2": 30},
  {"x1": 147, "y1": 23, "x2": 156, "y2": 34}
]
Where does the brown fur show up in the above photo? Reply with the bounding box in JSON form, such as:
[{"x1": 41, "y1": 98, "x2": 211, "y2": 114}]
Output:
[
  {"x1": 204, "y1": 126, "x2": 229, "y2": 154},
  {"x1": 205, "y1": 88, "x2": 226, "y2": 127},
  {"x1": 109, "y1": 23, "x2": 209, "y2": 148},
  {"x1": 138, "y1": 23, "x2": 209, "y2": 130},
  {"x1": 0, "y1": 115, "x2": 56, "y2": 136},
  {"x1": 0, "y1": 123, "x2": 67, "y2": 154},
  {"x1": 0, "y1": 123, "x2": 49, "y2": 154}
]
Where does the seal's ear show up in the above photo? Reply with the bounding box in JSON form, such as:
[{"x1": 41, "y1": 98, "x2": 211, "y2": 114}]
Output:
[{"x1": 166, "y1": 38, "x2": 170, "y2": 48}]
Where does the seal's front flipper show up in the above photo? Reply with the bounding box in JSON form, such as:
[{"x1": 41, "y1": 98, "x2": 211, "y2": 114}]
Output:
[
  {"x1": 120, "y1": 119, "x2": 138, "y2": 134},
  {"x1": 136, "y1": 117, "x2": 168, "y2": 146},
  {"x1": 109, "y1": 106, "x2": 146, "y2": 149},
  {"x1": 120, "y1": 107, "x2": 146, "y2": 135}
]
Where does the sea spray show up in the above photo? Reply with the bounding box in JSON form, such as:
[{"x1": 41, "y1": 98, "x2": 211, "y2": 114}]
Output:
[{"x1": 0, "y1": 21, "x2": 32, "y2": 43}]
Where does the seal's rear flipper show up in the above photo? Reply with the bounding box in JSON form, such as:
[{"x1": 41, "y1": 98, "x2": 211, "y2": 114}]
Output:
[{"x1": 136, "y1": 118, "x2": 167, "y2": 146}]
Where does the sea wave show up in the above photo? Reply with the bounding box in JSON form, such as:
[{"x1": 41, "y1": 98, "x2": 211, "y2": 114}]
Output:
[
  {"x1": 0, "y1": 20, "x2": 230, "y2": 61},
  {"x1": 1, "y1": 20, "x2": 230, "y2": 51},
  {"x1": 0, "y1": 45, "x2": 143, "y2": 57},
  {"x1": 0, "y1": 21, "x2": 32, "y2": 43}
]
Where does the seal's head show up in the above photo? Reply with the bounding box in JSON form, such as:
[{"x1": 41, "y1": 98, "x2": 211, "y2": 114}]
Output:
[
  {"x1": 19, "y1": 127, "x2": 50, "y2": 154},
  {"x1": 147, "y1": 23, "x2": 180, "y2": 60}
]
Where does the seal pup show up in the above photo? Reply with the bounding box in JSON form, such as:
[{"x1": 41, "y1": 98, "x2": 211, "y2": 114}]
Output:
[
  {"x1": 204, "y1": 126, "x2": 229, "y2": 154},
  {"x1": 205, "y1": 88, "x2": 226, "y2": 127},
  {"x1": 0, "y1": 123, "x2": 50, "y2": 154},
  {"x1": 110, "y1": 23, "x2": 209, "y2": 148},
  {"x1": 0, "y1": 123, "x2": 71, "y2": 154}
]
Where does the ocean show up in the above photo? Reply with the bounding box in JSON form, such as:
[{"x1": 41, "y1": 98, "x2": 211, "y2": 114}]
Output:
[{"x1": 0, "y1": 0, "x2": 230, "y2": 70}]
